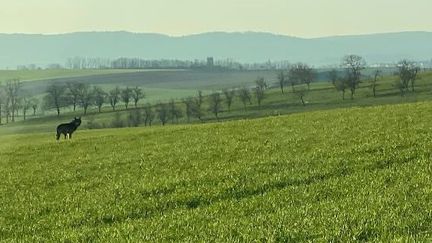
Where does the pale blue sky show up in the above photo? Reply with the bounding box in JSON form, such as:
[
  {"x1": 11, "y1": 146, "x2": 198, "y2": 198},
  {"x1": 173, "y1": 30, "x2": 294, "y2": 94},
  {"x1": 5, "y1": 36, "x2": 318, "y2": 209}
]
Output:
[{"x1": 0, "y1": 0, "x2": 431, "y2": 37}]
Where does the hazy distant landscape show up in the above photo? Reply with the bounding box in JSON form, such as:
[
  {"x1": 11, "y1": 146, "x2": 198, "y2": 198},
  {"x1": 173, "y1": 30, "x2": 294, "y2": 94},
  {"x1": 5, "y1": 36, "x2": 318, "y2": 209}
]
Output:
[
  {"x1": 1, "y1": 31, "x2": 432, "y2": 68},
  {"x1": 2, "y1": 0, "x2": 432, "y2": 241}
]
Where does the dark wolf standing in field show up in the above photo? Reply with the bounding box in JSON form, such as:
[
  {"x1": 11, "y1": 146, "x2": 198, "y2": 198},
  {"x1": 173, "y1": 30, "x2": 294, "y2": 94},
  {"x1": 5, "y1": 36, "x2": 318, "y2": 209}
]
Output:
[{"x1": 56, "y1": 117, "x2": 82, "y2": 140}]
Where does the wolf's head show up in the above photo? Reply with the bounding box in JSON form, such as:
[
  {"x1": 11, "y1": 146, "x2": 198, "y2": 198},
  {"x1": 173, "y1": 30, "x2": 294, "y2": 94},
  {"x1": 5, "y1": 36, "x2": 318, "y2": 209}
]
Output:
[{"x1": 73, "y1": 117, "x2": 82, "y2": 127}]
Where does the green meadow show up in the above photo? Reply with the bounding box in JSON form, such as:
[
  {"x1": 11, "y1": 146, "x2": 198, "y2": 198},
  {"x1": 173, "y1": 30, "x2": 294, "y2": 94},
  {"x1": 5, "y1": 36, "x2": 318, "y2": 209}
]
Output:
[{"x1": 1, "y1": 102, "x2": 432, "y2": 241}]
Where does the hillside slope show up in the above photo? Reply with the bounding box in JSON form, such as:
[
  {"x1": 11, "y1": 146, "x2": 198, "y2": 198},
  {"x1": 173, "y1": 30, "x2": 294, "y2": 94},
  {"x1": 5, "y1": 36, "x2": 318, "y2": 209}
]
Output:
[{"x1": 1, "y1": 102, "x2": 432, "y2": 241}]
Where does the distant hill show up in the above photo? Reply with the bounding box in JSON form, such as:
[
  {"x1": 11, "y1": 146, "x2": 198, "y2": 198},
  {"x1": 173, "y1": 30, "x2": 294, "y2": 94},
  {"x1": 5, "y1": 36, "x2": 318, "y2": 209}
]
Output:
[{"x1": 0, "y1": 31, "x2": 431, "y2": 68}]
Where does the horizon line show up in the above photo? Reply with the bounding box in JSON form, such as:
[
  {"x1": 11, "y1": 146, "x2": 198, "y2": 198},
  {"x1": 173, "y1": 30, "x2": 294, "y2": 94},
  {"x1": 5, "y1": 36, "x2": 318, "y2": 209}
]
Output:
[{"x1": 0, "y1": 30, "x2": 431, "y2": 39}]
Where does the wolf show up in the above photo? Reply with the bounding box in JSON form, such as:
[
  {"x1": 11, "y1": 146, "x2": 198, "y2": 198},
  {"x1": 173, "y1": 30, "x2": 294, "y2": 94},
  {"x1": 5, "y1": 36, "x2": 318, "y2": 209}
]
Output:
[{"x1": 56, "y1": 117, "x2": 81, "y2": 140}]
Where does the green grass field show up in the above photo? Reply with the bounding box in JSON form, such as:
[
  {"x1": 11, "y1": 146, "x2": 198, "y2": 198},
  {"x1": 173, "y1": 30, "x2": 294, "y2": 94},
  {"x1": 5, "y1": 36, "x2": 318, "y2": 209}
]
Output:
[{"x1": 1, "y1": 102, "x2": 432, "y2": 241}]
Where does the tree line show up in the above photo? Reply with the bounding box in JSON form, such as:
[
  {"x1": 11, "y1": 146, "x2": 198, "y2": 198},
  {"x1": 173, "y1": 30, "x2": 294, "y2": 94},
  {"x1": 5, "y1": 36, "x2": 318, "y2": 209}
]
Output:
[
  {"x1": 88, "y1": 56, "x2": 422, "y2": 128},
  {"x1": 0, "y1": 55, "x2": 423, "y2": 126},
  {"x1": 277, "y1": 55, "x2": 421, "y2": 101},
  {"x1": 88, "y1": 79, "x2": 271, "y2": 129},
  {"x1": 44, "y1": 83, "x2": 145, "y2": 116},
  {"x1": 64, "y1": 57, "x2": 292, "y2": 71}
]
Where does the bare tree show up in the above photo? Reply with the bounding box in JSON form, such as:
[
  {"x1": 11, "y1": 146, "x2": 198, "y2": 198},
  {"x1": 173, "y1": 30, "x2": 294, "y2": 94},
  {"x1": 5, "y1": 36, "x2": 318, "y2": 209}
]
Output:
[
  {"x1": 0, "y1": 87, "x2": 4, "y2": 124},
  {"x1": 396, "y1": 60, "x2": 419, "y2": 95},
  {"x1": 15, "y1": 98, "x2": 23, "y2": 120},
  {"x1": 67, "y1": 83, "x2": 83, "y2": 111},
  {"x1": 410, "y1": 67, "x2": 420, "y2": 92},
  {"x1": 208, "y1": 92, "x2": 223, "y2": 120},
  {"x1": 288, "y1": 63, "x2": 314, "y2": 91},
  {"x1": 255, "y1": 77, "x2": 268, "y2": 107},
  {"x1": 5, "y1": 79, "x2": 21, "y2": 122},
  {"x1": 238, "y1": 87, "x2": 252, "y2": 110},
  {"x1": 222, "y1": 88, "x2": 235, "y2": 111},
  {"x1": 328, "y1": 69, "x2": 339, "y2": 86},
  {"x1": 294, "y1": 86, "x2": 308, "y2": 106},
  {"x1": 256, "y1": 77, "x2": 267, "y2": 91},
  {"x1": 131, "y1": 86, "x2": 144, "y2": 108},
  {"x1": 157, "y1": 103, "x2": 169, "y2": 126},
  {"x1": 394, "y1": 79, "x2": 406, "y2": 97},
  {"x1": 335, "y1": 78, "x2": 348, "y2": 100},
  {"x1": 77, "y1": 84, "x2": 93, "y2": 115},
  {"x1": 370, "y1": 70, "x2": 381, "y2": 97},
  {"x1": 143, "y1": 104, "x2": 155, "y2": 126},
  {"x1": 196, "y1": 90, "x2": 204, "y2": 108},
  {"x1": 183, "y1": 97, "x2": 194, "y2": 122},
  {"x1": 192, "y1": 98, "x2": 204, "y2": 122},
  {"x1": 190, "y1": 92, "x2": 205, "y2": 122},
  {"x1": 4, "y1": 90, "x2": 10, "y2": 123},
  {"x1": 128, "y1": 109, "x2": 142, "y2": 127},
  {"x1": 342, "y1": 55, "x2": 366, "y2": 99},
  {"x1": 287, "y1": 64, "x2": 315, "y2": 105},
  {"x1": 109, "y1": 87, "x2": 121, "y2": 111},
  {"x1": 30, "y1": 98, "x2": 39, "y2": 116},
  {"x1": 121, "y1": 87, "x2": 133, "y2": 109},
  {"x1": 168, "y1": 99, "x2": 182, "y2": 124},
  {"x1": 277, "y1": 71, "x2": 286, "y2": 94},
  {"x1": 22, "y1": 97, "x2": 31, "y2": 121},
  {"x1": 287, "y1": 68, "x2": 299, "y2": 92},
  {"x1": 329, "y1": 70, "x2": 348, "y2": 100},
  {"x1": 44, "y1": 84, "x2": 66, "y2": 116},
  {"x1": 93, "y1": 87, "x2": 107, "y2": 113}
]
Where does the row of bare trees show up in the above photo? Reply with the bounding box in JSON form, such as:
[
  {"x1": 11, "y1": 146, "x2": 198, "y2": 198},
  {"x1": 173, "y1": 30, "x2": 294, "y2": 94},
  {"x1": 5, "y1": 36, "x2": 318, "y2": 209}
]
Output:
[
  {"x1": 114, "y1": 80, "x2": 268, "y2": 128},
  {"x1": 277, "y1": 55, "x2": 421, "y2": 102},
  {"x1": 3, "y1": 77, "x2": 267, "y2": 126},
  {"x1": 328, "y1": 56, "x2": 420, "y2": 99},
  {"x1": 394, "y1": 60, "x2": 420, "y2": 96},
  {"x1": 325, "y1": 55, "x2": 367, "y2": 100},
  {"x1": 115, "y1": 78, "x2": 270, "y2": 128},
  {"x1": 277, "y1": 63, "x2": 315, "y2": 94},
  {"x1": 44, "y1": 83, "x2": 145, "y2": 116},
  {"x1": 277, "y1": 55, "x2": 369, "y2": 102},
  {"x1": 184, "y1": 79, "x2": 268, "y2": 122},
  {"x1": 276, "y1": 63, "x2": 316, "y2": 105},
  {"x1": 0, "y1": 79, "x2": 39, "y2": 124},
  {"x1": 65, "y1": 57, "x2": 292, "y2": 71}
]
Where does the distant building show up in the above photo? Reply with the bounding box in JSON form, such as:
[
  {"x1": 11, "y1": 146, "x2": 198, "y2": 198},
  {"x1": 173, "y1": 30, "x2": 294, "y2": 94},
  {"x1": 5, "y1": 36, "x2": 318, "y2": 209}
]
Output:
[{"x1": 207, "y1": 57, "x2": 214, "y2": 67}]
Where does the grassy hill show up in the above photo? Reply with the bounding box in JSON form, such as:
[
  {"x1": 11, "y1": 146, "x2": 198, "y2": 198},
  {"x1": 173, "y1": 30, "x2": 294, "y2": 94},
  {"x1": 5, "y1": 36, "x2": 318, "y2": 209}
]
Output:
[{"x1": 1, "y1": 102, "x2": 432, "y2": 241}]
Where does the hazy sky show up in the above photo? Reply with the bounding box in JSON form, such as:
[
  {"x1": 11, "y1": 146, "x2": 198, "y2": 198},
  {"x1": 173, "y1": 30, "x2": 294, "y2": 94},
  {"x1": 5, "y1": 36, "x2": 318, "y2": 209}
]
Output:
[{"x1": 0, "y1": 0, "x2": 431, "y2": 37}]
